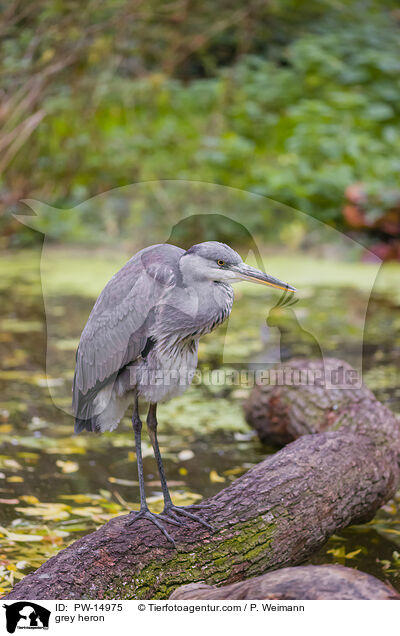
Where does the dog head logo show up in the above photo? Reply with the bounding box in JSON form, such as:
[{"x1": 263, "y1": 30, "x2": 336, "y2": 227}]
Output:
[{"x1": 3, "y1": 602, "x2": 50, "y2": 633}]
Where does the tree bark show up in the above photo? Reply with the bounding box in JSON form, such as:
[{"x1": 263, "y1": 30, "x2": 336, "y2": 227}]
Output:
[
  {"x1": 171, "y1": 564, "x2": 400, "y2": 600},
  {"x1": 244, "y1": 357, "x2": 400, "y2": 452},
  {"x1": 4, "y1": 358, "x2": 400, "y2": 600}
]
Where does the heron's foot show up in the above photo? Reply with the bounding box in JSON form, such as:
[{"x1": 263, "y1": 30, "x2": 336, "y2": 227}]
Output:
[
  {"x1": 163, "y1": 504, "x2": 213, "y2": 530},
  {"x1": 127, "y1": 508, "x2": 183, "y2": 547}
]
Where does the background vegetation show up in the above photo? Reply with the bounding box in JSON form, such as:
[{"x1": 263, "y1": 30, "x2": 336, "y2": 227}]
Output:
[{"x1": 1, "y1": 0, "x2": 400, "y2": 254}]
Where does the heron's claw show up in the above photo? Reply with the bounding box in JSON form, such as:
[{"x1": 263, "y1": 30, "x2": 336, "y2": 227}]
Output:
[
  {"x1": 127, "y1": 509, "x2": 179, "y2": 547},
  {"x1": 163, "y1": 504, "x2": 213, "y2": 530}
]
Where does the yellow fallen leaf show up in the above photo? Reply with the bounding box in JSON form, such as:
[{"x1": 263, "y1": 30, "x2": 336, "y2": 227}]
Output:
[
  {"x1": 327, "y1": 546, "x2": 361, "y2": 559},
  {"x1": 209, "y1": 469, "x2": 225, "y2": 483},
  {"x1": 17, "y1": 452, "x2": 40, "y2": 461},
  {"x1": 6, "y1": 564, "x2": 17, "y2": 571},
  {"x1": 179, "y1": 467, "x2": 188, "y2": 476},
  {"x1": 223, "y1": 467, "x2": 244, "y2": 476},
  {"x1": 60, "y1": 494, "x2": 93, "y2": 504},
  {"x1": 45, "y1": 446, "x2": 86, "y2": 455},
  {"x1": 56, "y1": 460, "x2": 79, "y2": 474},
  {"x1": 170, "y1": 491, "x2": 202, "y2": 505},
  {"x1": 1, "y1": 531, "x2": 43, "y2": 542},
  {"x1": 7, "y1": 476, "x2": 24, "y2": 483},
  {"x1": 70, "y1": 507, "x2": 105, "y2": 517},
  {"x1": 327, "y1": 547, "x2": 345, "y2": 558},
  {"x1": 20, "y1": 495, "x2": 39, "y2": 504},
  {"x1": 108, "y1": 477, "x2": 137, "y2": 486},
  {"x1": 15, "y1": 503, "x2": 70, "y2": 521},
  {"x1": 344, "y1": 549, "x2": 362, "y2": 559},
  {"x1": 3, "y1": 459, "x2": 22, "y2": 470},
  {"x1": 380, "y1": 529, "x2": 400, "y2": 536}
]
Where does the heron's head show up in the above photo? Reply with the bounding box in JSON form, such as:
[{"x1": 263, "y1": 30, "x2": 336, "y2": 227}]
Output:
[{"x1": 180, "y1": 241, "x2": 296, "y2": 292}]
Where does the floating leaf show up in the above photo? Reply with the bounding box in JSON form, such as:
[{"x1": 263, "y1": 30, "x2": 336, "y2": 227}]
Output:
[
  {"x1": 209, "y1": 469, "x2": 225, "y2": 483},
  {"x1": 170, "y1": 491, "x2": 203, "y2": 506},
  {"x1": 20, "y1": 496, "x2": 39, "y2": 504},
  {"x1": 60, "y1": 494, "x2": 94, "y2": 504},
  {"x1": 344, "y1": 549, "x2": 362, "y2": 559},
  {"x1": 15, "y1": 504, "x2": 70, "y2": 521},
  {"x1": 58, "y1": 524, "x2": 89, "y2": 532},
  {"x1": 223, "y1": 466, "x2": 245, "y2": 476},
  {"x1": 17, "y1": 452, "x2": 40, "y2": 461},
  {"x1": 178, "y1": 450, "x2": 195, "y2": 461},
  {"x1": 16, "y1": 561, "x2": 29, "y2": 570},
  {"x1": 69, "y1": 506, "x2": 106, "y2": 518},
  {"x1": 0, "y1": 529, "x2": 44, "y2": 542},
  {"x1": 327, "y1": 547, "x2": 362, "y2": 559},
  {"x1": 56, "y1": 460, "x2": 79, "y2": 474},
  {"x1": 108, "y1": 477, "x2": 138, "y2": 486},
  {"x1": 327, "y1": 546, "x2": 346, "y2": 558},
  {"x1": 0, "y1": 458, "x2": 22, "y2": 470},
  {"x1": 380, "y1": 529, "x2": 400, "y2": 536}
]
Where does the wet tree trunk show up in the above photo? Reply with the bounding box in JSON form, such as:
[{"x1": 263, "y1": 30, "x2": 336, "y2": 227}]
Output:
[
  {"x1": 4, "y1": 359, "x2": 400, "y2": 600},
  {"x1": 171, "y1": 564, "x2": 400, "y2": 600}
]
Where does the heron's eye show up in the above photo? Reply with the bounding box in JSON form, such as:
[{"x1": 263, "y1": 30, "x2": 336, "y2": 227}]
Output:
[{"x1": 217, "y1": 259, "x2": 225, "y2": 266}]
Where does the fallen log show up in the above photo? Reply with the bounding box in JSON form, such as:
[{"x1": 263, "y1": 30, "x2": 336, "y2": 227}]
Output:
[
  {"x1": 4, "y1": 358, "x2": 399, "y2": 600},
  {"x1": 244, "y1": 357, "x2": 400, "y2": 451},
  {"x1": 171, "y1": 564, "x2": 400, "y2": 600}
]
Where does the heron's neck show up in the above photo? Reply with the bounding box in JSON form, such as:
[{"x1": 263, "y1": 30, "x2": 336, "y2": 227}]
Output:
[{"x1": 179, "y1": 255, "x2": 203, "y2": 287}]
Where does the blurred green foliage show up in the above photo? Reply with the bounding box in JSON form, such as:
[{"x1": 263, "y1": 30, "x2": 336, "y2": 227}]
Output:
[{"x1": 1, "y1": 1, "x2": 400, "y2": 245}]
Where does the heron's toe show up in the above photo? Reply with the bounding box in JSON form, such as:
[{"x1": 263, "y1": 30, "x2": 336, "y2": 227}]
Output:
[
  {"x1": 163, "y1": 505, "x2": 213, "y2": 530},
  {"x1": 126, "y1": 509, "x2": 177, "y2": 547},
  {"x1": 126, "y1": 509, "x2": 145, "y2": 526}
]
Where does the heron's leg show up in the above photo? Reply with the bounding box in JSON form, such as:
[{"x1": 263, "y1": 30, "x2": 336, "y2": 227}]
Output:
[
  {"x1": 133, "y1": 393, "x2": 147, "y2": 511},
  {"x1": 146, "y1": 403, "x2": 173, "y2": 507},
  {"x1": 127, "y1": 394, "x2": 179, "y2": 546},
  {"x1": 147, "y1": 403, "x2": 212, "y2": 531}
]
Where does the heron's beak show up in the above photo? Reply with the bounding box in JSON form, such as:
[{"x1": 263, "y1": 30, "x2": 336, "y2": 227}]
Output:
[{"x1": 232, "y1": 263, "x2": 297, "y2": 292}]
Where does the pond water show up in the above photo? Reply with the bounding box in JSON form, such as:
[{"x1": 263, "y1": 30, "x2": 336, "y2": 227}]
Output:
[{"x1": 0, "y1": 248, "x2": 399, "y2": 595}]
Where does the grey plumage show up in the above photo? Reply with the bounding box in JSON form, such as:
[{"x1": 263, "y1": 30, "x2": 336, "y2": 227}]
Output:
[
  {"x1": 72, "y1": 240, "x2": 296, "y2": 544},
  {"x1": 73, "y1": 241, "x2": 295, "y2": 435},
  {"x1": 73, "y1": 242, "x2": 239, "y2": 432}
]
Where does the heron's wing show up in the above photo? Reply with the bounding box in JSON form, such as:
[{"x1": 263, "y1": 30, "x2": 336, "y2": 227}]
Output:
[{"x1": 72, "y1": 244, "x2": 183, "y2": 416}]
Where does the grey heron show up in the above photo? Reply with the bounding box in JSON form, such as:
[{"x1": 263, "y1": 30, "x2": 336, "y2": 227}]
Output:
[{"x1": 73, "y1": 241, "x2": 296, "y2": 546}]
